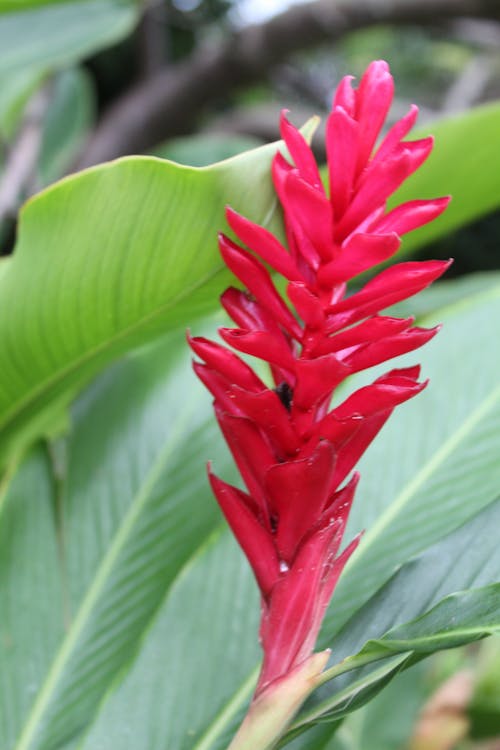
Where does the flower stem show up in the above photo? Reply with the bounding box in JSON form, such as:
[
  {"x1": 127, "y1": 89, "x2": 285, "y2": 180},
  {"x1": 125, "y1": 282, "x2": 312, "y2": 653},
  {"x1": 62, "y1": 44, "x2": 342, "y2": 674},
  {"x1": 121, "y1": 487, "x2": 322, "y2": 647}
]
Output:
[{"x1": 227, "y1": 651, "x2": 330, "y2": 750}]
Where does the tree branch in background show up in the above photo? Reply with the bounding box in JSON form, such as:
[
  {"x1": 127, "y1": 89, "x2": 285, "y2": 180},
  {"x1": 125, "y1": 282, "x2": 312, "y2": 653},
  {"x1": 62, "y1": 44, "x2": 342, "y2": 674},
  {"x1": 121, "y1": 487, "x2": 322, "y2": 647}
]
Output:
[
  {"x1": 76, "y1": 0, "x2": 500, "y2": 168},
  {"x1": 136, "y1": 0, "x2": 169, "y2": 80},
  {"x1": 441, "y1": 52, "x2": 493, "y2": 113}
]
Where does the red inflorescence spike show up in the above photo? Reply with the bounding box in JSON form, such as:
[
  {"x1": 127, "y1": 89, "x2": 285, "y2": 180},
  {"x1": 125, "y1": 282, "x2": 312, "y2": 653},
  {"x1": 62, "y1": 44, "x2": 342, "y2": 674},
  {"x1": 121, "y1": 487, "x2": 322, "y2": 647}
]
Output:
[{"x1": 189, "y1": 60, "x2": 451, "y2": 696}]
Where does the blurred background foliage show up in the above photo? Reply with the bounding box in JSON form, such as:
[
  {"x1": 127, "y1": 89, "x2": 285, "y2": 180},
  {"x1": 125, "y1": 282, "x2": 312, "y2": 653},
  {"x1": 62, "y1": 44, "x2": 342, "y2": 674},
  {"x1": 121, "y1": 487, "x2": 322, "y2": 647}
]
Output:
[
  {"x1": 1, "y1": 1, "x2": 500, "y2": 748},
  {"x1": 2, "y1": 0, "x2": 500, "y2": 274}
]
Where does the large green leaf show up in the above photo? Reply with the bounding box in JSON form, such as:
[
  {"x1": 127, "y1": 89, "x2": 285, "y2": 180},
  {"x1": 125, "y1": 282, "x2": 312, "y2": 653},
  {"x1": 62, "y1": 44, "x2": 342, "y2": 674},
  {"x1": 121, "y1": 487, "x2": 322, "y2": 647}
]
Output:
[
  {"x1": 393, "y1": 103, "x2": 500, "y2": 254},
  {"x1": 306, "y1": 663, "x2": 429, "y2": 750},
  {"x1": 327, "y1": 497, "x2": 500, "y2": 668},
  {"x1": 79, "y1": 496, "x2": 500, "y2": 750},
  {"x1": 76, "y1": 529, "x2": 261, "y2": 750},
  {"x1": 362, "y1": 584, "x2": 500, "y2": 655},
  {"x1": 2, "y1": 102, "x2": 500, "y2": 470},
  {"x1": 320, "y1": 280, "x2": 500, "y2": 638},
  {"x1": 0, "y1": 1, "x2": 138, "y2": 76},
  {"x1": 153, "y1": 133, "x2": 264, "y2": 168},
  {"x1": 3, "y1": 274, "x2": 490, "y2": 750},
  {"x1": 289, "y1": 584, "x2": 500, "y2": 739},
  {"x1": 318, "y1": 102, "x2": 500, "y2": 258},
  {"x1": 0, "y1": 446, "x2": 65, "y2": 750},
  {"x1": 286, "y1": 496, "x2": 500, "y2": 740},
  {"x1": 0, "y1": 141, "x2": 283, "y2": 466},
  {"x1": 0, "y1": 331, "x2": 235, "y2": 750}
]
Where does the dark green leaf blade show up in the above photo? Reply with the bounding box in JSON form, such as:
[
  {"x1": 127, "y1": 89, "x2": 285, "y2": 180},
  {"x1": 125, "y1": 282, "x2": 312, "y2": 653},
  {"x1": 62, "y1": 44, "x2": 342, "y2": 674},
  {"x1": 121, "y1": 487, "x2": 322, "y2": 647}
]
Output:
[
  {"x1": 322, "y1": 282, "x2": 500, "y2": 640},
  {"x1": 285, "y1": 496, "x2": 500, "y2": 742},
  {"x1": 0, "y1": 447, "x2": 65, "y2": 750},
  {"x1": 3, "y1": 333, "x2": 235, "y2": 750},
  {"x1": 365, "y1": 584, "x2": 500, "y2": 655},
  {"x1": 73, "y1": 276, "x2": 500, "y2": 750}
]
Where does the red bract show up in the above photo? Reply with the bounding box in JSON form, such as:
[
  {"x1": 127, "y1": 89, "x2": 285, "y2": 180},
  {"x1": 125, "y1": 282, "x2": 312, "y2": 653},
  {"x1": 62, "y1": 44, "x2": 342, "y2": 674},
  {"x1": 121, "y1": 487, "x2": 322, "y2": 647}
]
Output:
[{"x1": 189, "y1": 60, "x2": 451, "y2": 696}]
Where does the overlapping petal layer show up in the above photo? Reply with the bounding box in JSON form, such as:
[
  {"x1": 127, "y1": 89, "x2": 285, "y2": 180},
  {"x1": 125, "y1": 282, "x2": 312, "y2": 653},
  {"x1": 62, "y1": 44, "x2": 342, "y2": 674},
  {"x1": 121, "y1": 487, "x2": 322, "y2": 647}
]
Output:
[{"x1": 190, "y1": 60, "x2": 450, "y2": 695}]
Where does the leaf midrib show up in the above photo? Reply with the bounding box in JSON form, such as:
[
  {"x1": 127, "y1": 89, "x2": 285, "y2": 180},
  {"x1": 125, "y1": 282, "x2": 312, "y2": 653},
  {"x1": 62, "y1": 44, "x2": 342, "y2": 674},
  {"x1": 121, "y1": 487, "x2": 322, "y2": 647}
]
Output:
[{"x1": 12, "y1": 395, "x2": 203, "y2": 750}]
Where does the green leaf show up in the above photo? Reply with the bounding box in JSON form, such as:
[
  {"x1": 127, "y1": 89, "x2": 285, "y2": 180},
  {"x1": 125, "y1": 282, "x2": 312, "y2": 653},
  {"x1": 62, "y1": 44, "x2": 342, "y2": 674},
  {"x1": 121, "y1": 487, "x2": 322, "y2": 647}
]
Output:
[
  {"x1": 0, "y1": 0, "x2": 92, "y2": 11},
  {"x1": 72, "y1": 527, "x2": 260, "y2": 750},
  {"x1": 318, "y1": 103, "x2": 500, "y2": 256},
  {"x1": 0, "y1": 446, "x2": 65, "y2": 750},
  {"x1": 330, "y1": 496, "x2": 500, "y2": 665},
  {"x1": 322, "y1": 664, "x2": 428, "y2": 750},
  {"x1": 0, "y1": 331, "x2": 237, "y2": 750},
  {"x1": 0, "y1": 67, "x2": 43, "y2": 139},
  {"x1": 0, "y1": 141, "x2": 282, "y2": 466},
  {"x1": 321, "y1": 280, "x2": 500, "y2": 640},
  {"x1": 393, "y1": 103, "x2": 500, "y2": 254},
  {"x1": 153, "y1": 133, "x2": 264, "y2": 167},
  {"x1": 366, "y1": 584, "x2": 500, "y2": 655},
  {"x1": 284, "y1": 655, "x2": 414, "y2": 746},
  {"x1": 284, "y1": 496, "x2": 500, "y2": 743},
  {"x1": 0, "y1": 0, "x2": 139, "y2": 77},
  {"x1": 390, "y1": 271, "x2": 500, "y2": 321},
  {"x1": 37, "y1": 68, "x2": 95, "y2": 187},
  {"x1": 16, "y1": 275, "x2": 494, "y2": 750},
  {"x1": 3, "y1": 275, "x2": 500, "y2": 750},
  {"x1": 288, "y1": 584, "x2": 500, "y2": 742}
]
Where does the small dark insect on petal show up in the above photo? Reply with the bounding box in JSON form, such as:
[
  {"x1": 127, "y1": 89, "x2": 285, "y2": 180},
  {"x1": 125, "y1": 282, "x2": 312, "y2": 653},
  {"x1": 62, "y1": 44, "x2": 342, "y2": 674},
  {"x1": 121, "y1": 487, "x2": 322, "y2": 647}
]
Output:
[{"x1": 274, "y1": 381, "x2": 294, "y2": 412}]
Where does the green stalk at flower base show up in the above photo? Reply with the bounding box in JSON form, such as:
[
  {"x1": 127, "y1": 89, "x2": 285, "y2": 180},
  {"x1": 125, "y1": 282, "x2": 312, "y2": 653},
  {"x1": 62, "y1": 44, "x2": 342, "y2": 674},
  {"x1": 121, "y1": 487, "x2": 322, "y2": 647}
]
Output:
[
  {"x1": 227, "y1": 652, "x2": 330, "y2": 750},
  {"x1": 190, "y1": 59, "x2": 452, "y2": 747}
]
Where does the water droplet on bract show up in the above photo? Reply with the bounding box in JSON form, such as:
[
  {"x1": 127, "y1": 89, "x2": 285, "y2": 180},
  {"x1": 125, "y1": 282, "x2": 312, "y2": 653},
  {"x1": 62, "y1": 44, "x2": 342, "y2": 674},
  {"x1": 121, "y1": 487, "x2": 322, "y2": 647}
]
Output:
[{"x1": 279, "y1": 560, "x2": 289, "y2": 573}]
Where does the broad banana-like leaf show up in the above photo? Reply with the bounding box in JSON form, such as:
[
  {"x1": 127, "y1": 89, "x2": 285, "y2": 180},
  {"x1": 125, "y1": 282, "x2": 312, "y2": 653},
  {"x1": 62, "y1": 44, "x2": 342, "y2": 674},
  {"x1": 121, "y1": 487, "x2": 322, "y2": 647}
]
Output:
[
  {"x1": 2, "y1": 103, "x2": 500, "y2": 468},
  {"x1": 0, "y1": 140, "x2": 283, "y2": 466},
  {"x1": 2, "y1": 275, "x2": 500, "y2": 750}
]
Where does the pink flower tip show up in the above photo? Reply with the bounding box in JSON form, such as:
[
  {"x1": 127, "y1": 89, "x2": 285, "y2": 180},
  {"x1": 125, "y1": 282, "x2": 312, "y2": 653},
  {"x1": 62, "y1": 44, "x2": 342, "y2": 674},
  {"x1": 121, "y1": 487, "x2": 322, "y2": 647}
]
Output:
[{"x1": 189, "y1": 59, "x2": 452, "y2": 696}]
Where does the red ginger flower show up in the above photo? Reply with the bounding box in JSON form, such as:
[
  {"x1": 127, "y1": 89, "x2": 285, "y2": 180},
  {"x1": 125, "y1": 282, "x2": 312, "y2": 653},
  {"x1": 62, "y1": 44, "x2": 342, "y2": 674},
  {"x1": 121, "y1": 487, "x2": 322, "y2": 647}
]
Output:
[{"x1": 189, "y1": 60, "x2": 451, "y2": 696}]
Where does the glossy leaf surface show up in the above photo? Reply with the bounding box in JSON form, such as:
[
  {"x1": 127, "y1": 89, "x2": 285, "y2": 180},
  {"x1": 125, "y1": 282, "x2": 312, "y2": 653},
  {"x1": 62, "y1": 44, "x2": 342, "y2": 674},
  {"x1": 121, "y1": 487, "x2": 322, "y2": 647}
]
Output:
[
  {"x1": 3, "y1": 276, "x2": 499, "y2": 750},
  {"x1": 0, "y1": 333, "x2": 234, "y2": 750},
  {"x1": 0, "y1": 142, "x2": 281, "y2": 465},
  {"x1": 2, "y1": 103, "x2": 500, "y2": 469},
  {"x1": 394, "y1": 103, "x2": 500, "y2": 253}
]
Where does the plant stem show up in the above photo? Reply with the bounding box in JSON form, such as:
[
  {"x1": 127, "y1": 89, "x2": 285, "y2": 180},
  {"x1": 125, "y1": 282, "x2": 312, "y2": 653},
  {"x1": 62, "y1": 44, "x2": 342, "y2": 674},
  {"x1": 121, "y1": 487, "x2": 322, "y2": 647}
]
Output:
[{"x1": 227, "y1": 651, "x2": 330, "y2": 750}]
